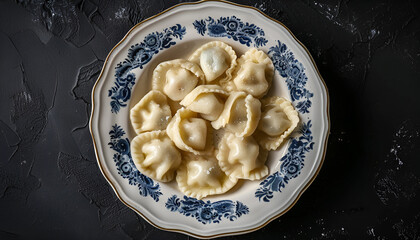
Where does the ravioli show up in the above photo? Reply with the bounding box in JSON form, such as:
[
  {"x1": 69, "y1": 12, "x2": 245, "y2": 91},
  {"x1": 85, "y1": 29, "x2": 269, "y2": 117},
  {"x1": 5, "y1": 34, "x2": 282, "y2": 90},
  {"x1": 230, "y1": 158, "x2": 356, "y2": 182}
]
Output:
[
  {"x1": 152, "y1": 59, "x2": 205, "y2": 101},
  {"x1": 130, "y1": 90, "x2": 172, "y2": 134},
  {"x1": 130, "y1": 130, "x2": 182, "y2": 182},
  {"x1": 216, "y1": 132, "x2": 268, "y2": 180},
  {"x1": 176, "y1": 152, "x2": 238, "y2": 199},
  {"x1": 180, "y1": 85, "x2": 228, "y2": 121},
  {"x1": 189, "y1": 41, "x2": 237, "y2": 83},
  {"x1": 254, "y1": 97, "x2": 300, "y2": 150},
  {"x1": 226, "y1": 48, "x2": 274, "y2": 98},
  {"x1": 128, "y1": 42, "x2": 302, "y2": 199},
  {"x1": 212, "y1": 91, "x2": 261, "y2": 137},
  {"x1": 166, "y1": 108, "x2": 213, "y2": 155}
]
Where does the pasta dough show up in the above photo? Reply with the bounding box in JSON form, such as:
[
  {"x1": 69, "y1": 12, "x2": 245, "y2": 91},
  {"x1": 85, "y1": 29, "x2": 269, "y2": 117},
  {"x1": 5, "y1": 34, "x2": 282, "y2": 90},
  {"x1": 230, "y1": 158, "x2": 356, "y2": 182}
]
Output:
[
  {"x1": 130, "y1": 90, "x2": 171, "y2": 134},
  {"x1": 128, "y1": 41, "x2": 302, "y2": 199},
  {"x1": 166, "y1": 108, "x2": 213, "y2": 155},
  {"x1": 176, "y1": 152, "x2": 238, "y2": 199},
  {"x1": 254, "y1": 97, "x2": 300, "y2": 150},
  {"x1": 180, "y1": 85, "x2": 228, "y2": 121},
  {"x1": 226, "y1": 48, "x2": 274, "y2": 98},
  {"x1": 189, "y1": 41, "x2": 237, "y2": 83},
  {"x1": 130, "y1": 131, "x2": 182, "y2": 182},
  {"x1": 216, "y1": 132, "x2": 268, "y2": 180},
  {"x1": 212, "y1": 91, "x2": 261, "y2": 137},
  {"x1": 152, "y1": 59, "x2": 205, "y2": 101}
]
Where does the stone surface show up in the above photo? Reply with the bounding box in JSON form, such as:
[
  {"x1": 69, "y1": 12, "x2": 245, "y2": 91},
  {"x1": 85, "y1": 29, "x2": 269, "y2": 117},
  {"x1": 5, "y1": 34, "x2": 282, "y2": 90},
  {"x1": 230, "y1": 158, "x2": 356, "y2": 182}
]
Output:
[{"x1": 0, "y1": 0, "x2": 419, "y2": 239}]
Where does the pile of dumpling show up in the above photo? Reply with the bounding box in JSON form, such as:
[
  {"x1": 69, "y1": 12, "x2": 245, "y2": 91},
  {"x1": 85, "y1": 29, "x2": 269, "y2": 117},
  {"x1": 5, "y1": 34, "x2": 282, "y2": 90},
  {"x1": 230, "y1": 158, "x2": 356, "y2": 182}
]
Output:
[{"x1": 130, "y1": 41, "x2": 299, "y2": 199}]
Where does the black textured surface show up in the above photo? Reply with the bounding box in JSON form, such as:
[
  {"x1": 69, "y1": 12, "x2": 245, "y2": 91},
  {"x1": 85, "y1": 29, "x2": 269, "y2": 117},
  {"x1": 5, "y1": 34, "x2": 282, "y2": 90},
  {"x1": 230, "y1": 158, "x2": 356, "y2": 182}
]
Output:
[{"x1": 1, "y1": 0, "x2": 420, "y2": 239}]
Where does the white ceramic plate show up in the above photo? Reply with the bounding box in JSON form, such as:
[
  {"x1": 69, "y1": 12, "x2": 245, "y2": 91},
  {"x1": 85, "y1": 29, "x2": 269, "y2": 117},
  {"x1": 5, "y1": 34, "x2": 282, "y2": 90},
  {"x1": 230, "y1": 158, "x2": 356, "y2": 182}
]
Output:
[{"x1": 90, "y1": 0, "x2": 330, "y2": 238}]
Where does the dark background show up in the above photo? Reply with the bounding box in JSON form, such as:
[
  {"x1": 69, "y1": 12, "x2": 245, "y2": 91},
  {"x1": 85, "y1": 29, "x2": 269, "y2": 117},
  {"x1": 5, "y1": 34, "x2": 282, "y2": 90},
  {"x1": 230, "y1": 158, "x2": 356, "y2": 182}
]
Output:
[{"x1": 1, "y1": 0, "x2": 420, "y2": 239}]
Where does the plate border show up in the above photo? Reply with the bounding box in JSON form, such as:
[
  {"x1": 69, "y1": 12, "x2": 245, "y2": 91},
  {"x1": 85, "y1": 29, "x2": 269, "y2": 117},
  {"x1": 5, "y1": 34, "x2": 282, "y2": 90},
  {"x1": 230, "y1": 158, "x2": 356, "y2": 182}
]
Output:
[{"x1": 89, "y1": 0, "x2": 330, "y2": 238}]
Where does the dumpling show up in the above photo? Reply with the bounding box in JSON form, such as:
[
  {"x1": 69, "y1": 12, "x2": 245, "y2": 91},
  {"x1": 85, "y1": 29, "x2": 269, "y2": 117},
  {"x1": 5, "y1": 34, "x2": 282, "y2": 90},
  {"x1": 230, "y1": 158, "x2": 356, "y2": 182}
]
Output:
[
  {"x1": 212, "y1": 91, "x2": 261, "y2": 137},
  {"x1": 224, "y1": 48, "x2": 274, "y2": 98},
  {"x1": 130, "y1": 90, "x2": 172, "y2": 134},
  {"x1": 189, "y1": 41, "x2": 237, "y2": 83},
  {"x1": 180, "y1": 85, "x2": 228, "y2": 121},
  {"x1": 152, "y1": 59, "x2": 205, "y2": 101},
  {"x1": 254, "y1": 97, "x2": 300, "y2": 150},
  {"x1": 176, "y1": 152, "x2": 238, "y2": 199},
  {"x1": 166, "y1": 108, "x2": 213, "y2": 155},
  {"x1": 216, "y1": 132, "x2": 268, "y2": 180},
  {"x1": 130, "y1": 130, "x2": 182, "y2": 182}
]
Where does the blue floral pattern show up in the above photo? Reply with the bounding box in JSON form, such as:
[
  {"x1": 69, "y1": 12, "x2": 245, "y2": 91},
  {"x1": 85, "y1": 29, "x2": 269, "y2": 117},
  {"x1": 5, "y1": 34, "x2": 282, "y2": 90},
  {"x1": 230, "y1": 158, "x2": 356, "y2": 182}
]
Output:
[
  {"x1": 255, "y1": 121, "x2": 314, "y2": 202},
  {"x1": 254, "y1": 40, "x2": 315, "y2": 202},
  {"x1": 269, "y1": 40, "x2": 314, "y2": 114},
  {"x1": 165, "y1": 195, "x2": 249, "y2": 224},
  {"x1": 193, "y1": 16, "x2": 267, "y2": 47},
  {"x1": 109, "y1": 24, "x2": 186, "y2": 113},
  {"x1": 108, "y1": 73, "x2": 136, "y2": 113},
  {"x1": 108, "y1": 125, "x2": 162, "y2": 201}
]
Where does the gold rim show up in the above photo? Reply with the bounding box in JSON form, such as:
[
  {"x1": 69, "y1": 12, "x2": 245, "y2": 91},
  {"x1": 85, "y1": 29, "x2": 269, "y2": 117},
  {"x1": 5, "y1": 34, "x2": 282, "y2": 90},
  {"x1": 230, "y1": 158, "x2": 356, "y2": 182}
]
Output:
[{"x1": 89, "y1": 0, "x2": 331, "y2": 238}]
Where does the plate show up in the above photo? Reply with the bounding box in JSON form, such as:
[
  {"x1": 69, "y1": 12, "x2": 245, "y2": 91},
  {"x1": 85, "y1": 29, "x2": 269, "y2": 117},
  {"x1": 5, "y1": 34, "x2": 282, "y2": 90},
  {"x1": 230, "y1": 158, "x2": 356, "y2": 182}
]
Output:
[{"x1": 90, "y1": 0, "x2": 330, "y2": 238}]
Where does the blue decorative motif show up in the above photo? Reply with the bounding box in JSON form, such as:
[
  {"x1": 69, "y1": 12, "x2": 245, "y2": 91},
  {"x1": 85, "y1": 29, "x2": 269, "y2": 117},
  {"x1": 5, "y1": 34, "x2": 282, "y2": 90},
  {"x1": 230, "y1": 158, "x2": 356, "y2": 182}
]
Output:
[
  {"x1": 108, "y1": 125, "x2": 162, "y2": 201},
  {"x1": 255, "y1": 121, "x2": 314, "y2": 202},
  {"x1": 109, "y1": 24, "x2": 186, "y2": 113},
  {"x1": 269, "y1": 40, "x2": 314, "y2": 114},
  {"x1": 253, "y1": 40, "x2": 316, "y2": 202},
  {"x1": 165, "y1": 195, "x2": 249, "y2": 224},
  {"x1": 193, "y1": 16, "x2": 267, "y2": 47},
  {"x1": 108, "y1": 73, "x2": 135, "y2": 113}
]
